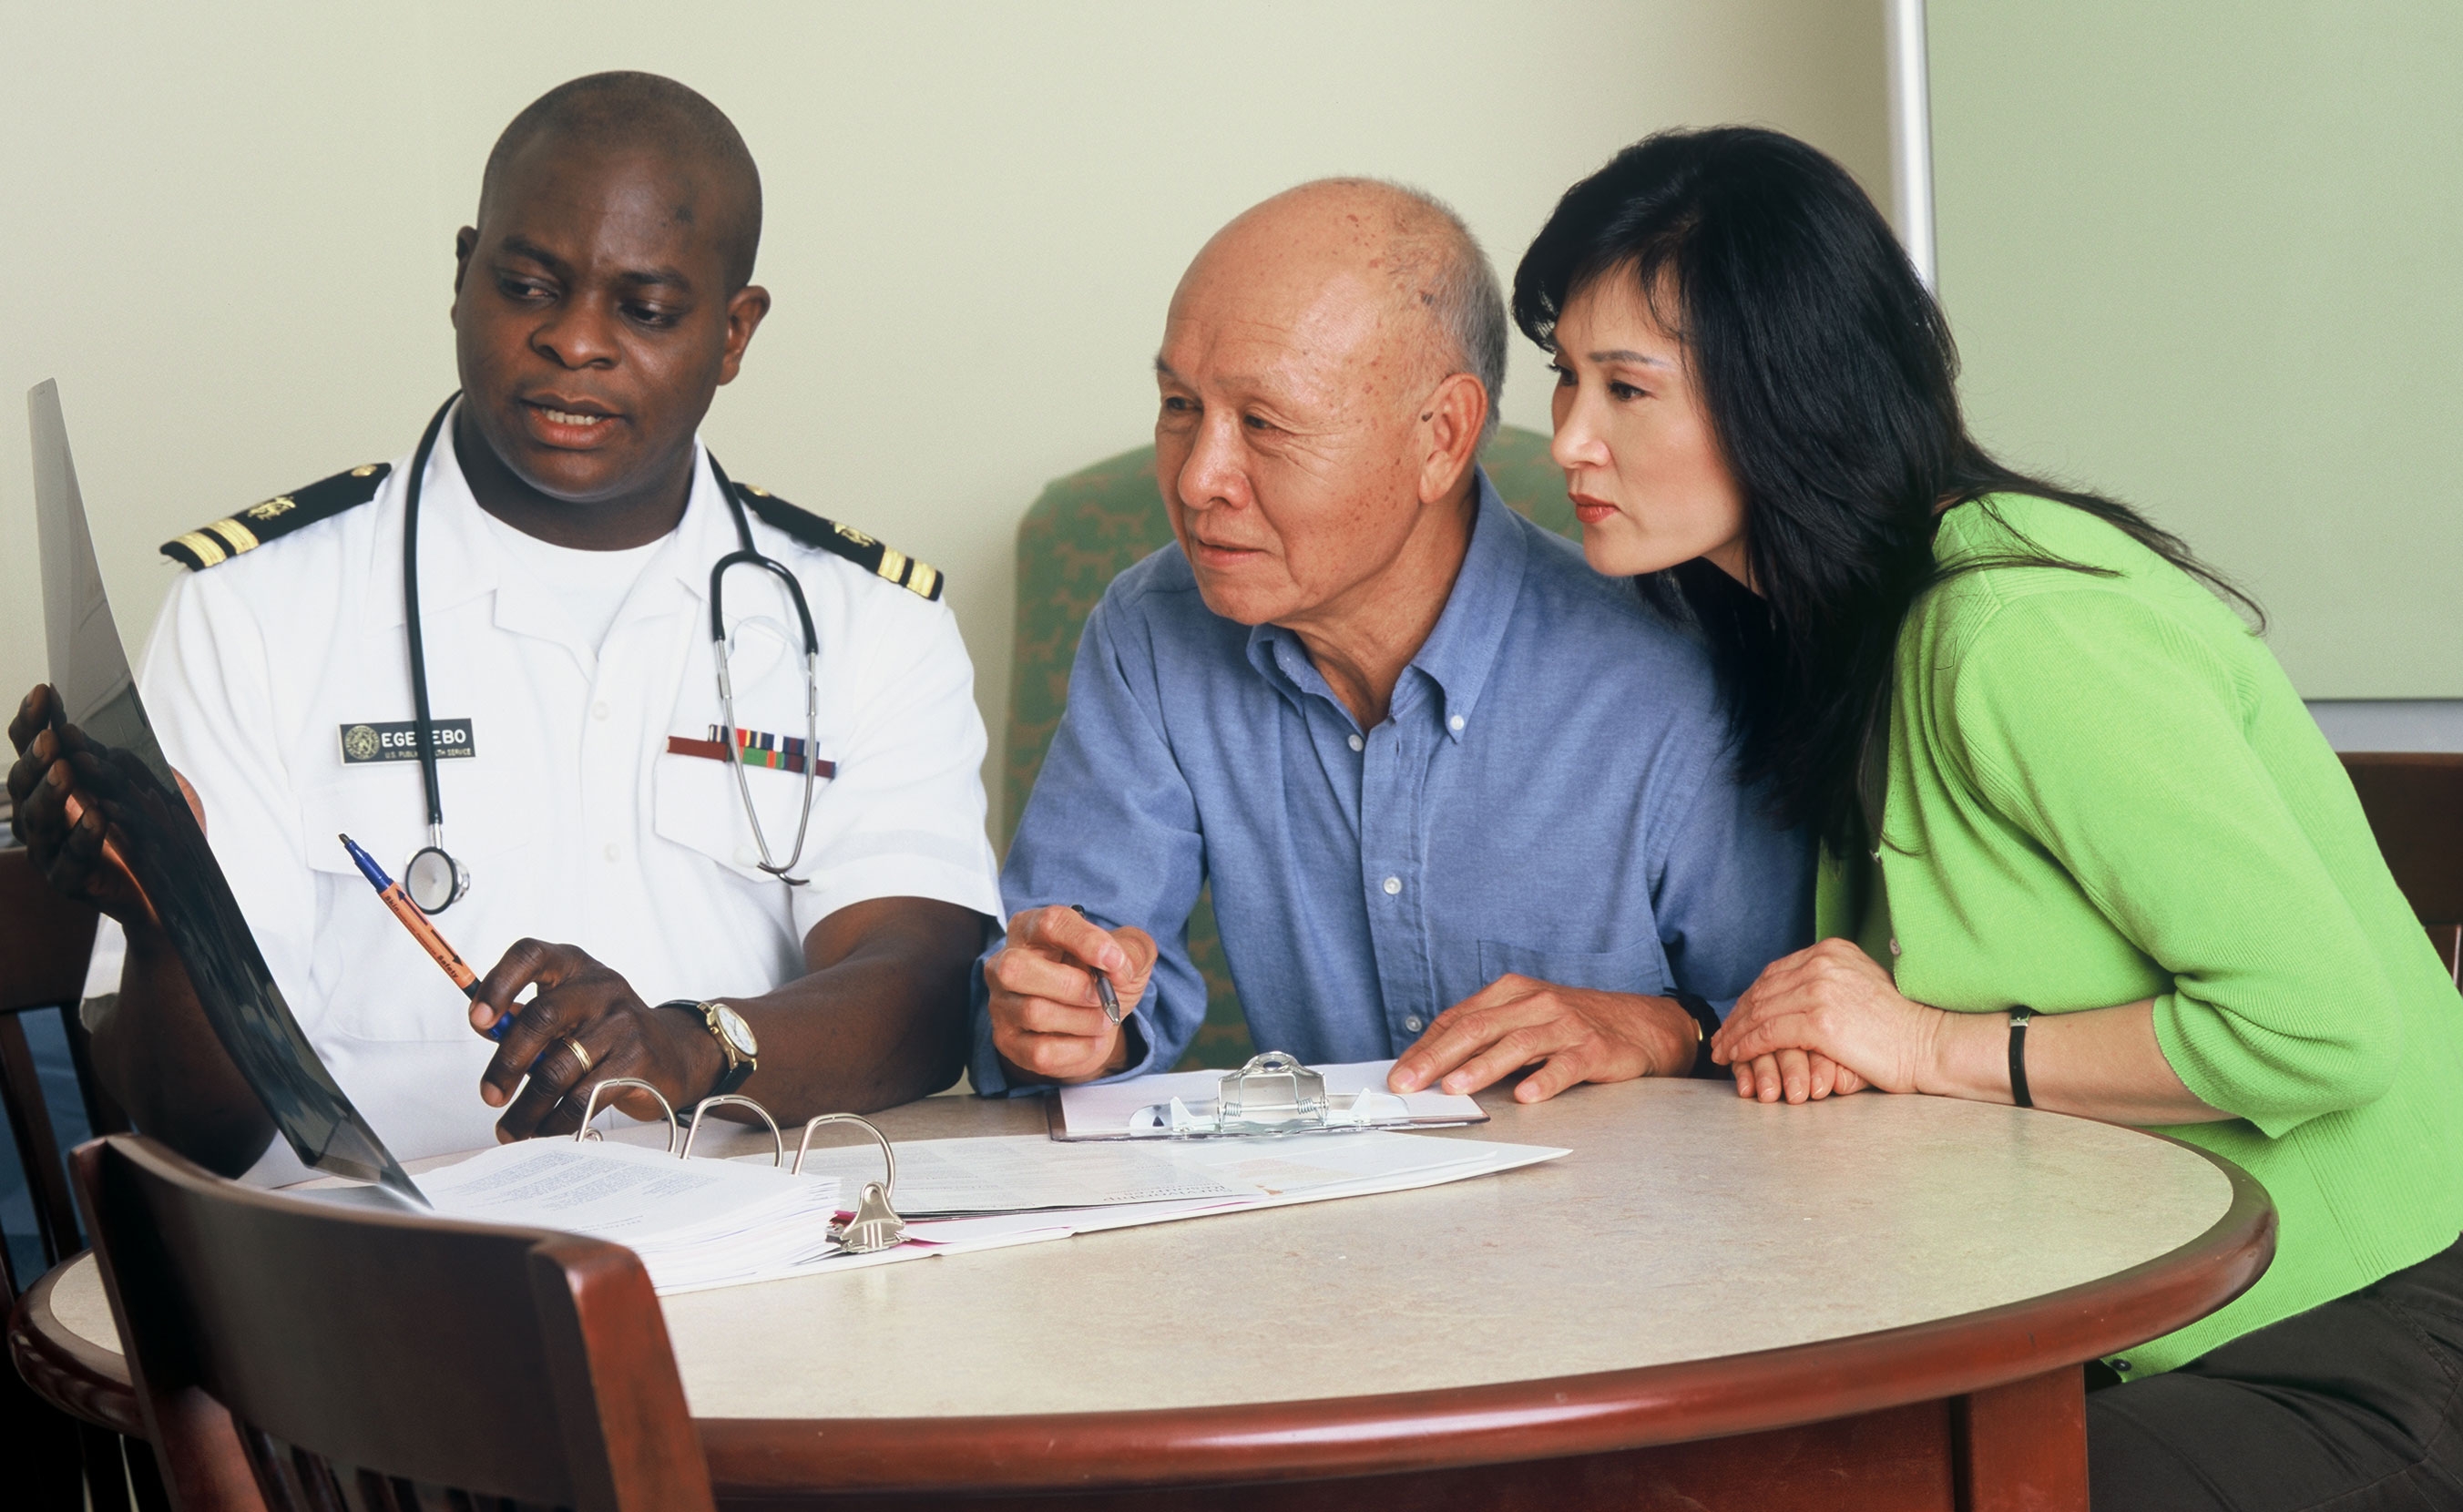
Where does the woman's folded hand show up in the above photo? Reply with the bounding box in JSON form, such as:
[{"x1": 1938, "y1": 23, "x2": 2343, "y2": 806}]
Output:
[{"x1": 1712, "y1": 939, "x2": 1944, "y2": 1101}]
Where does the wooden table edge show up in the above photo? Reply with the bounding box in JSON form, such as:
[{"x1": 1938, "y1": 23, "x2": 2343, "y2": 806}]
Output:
[
  {"x1": 696, "y1": 1137, "x2": 2275, "y2": 1497},
  {"x1": 9, "y1": 1251, "x2": 147, "y2": 1437},
  {"x1": 6, "y1": 1121, "x2": 2276, "y2": 1496}
]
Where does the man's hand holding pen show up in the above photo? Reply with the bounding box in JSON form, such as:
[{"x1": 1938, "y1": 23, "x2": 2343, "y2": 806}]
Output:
[
  {"x1": 470, "y1": 940, "x2": 724, "y2": 1140},
  {"x1": 985, "y1": 904, "x2": 1158, "y2": 1086}
]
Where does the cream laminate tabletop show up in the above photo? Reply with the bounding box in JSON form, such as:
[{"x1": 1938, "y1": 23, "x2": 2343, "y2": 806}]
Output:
[{"x1": 46, "y1": 1078, "x2": 2236, "y2": 1422}]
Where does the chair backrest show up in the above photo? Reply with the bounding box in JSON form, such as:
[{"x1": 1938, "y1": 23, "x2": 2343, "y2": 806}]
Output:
[
  {"x1": 1004, "y1": 427, "x2": 1572, "y2": 1068},
  {"x1": 2338, "y1": 751, "x2": 2463, "y2": 985},
  {"x1": 71, "y1": 1133, "x2": 715, "y2": 1512},
  {"x1": 0, "y1": 843, "x2": 112, "y2": 1299}
]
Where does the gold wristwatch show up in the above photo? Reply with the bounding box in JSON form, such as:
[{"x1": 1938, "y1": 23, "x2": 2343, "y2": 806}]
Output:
[{"x1": 658, "y1": 998, "x2": 760, "y2": 1099}]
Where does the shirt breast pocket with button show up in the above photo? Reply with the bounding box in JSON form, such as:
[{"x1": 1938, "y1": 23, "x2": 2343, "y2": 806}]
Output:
[
  {"x1": 1475, "y1": 935, "x2": 1672, "y2": 997},
  {"x1": 296, "y1": 762, "x2": 543, "y2": 1042}
]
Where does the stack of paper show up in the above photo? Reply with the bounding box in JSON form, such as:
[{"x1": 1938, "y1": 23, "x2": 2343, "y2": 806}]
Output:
[
  {"x1": 408, "y1": 1111, "x2": 1566, "y2": 1297},
  {"x1": 418, "y1": 1139, "x2": 844, "y2": 1291},
  {"x1": 786, "y1": 1134, "x2": 1256, "y2": 1216},
  {"x1": 723, "y1": 1128, "x2": 1566, "y2": 1293}
]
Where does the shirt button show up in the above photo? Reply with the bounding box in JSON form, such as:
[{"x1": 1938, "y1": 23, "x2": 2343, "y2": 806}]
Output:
[
  {"x1": 592, "y1": 701, "x2": 610, "y2": 721},
  {"x1": 1448, "y1": 714, "x2": 1465, "y2": 732},
  {"x1": 1382, "y1": 875, "x2": 1402, "y2": 895},
  {"x1": 602, "y1": 843, "x2": 620, "y2": 863},
  {"x1": 1347, "y1": 733, "x2": 1364, "y2": 752},
  {"x1": 1889, "y1": 937, "x2": 1903, "y2": 956},
  {"x1": 1404, "y1": 1016, "x2": 1424, "y2": 1033}
]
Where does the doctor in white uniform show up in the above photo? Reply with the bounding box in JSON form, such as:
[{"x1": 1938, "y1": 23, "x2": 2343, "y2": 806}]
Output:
[{"x1": 9, "y1": 72, "x2": 1000, "y2": 1178}]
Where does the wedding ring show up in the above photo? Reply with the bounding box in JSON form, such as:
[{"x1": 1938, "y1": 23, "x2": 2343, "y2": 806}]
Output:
[{"x1": 558, "y1": 1035, "x2": 594, "y2": 1077}]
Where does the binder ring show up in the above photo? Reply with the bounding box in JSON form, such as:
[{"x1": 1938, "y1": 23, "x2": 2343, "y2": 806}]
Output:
[
  {"x1": 572, "y1": 1078, "x2": 680, "y2": 1152},
  {"x1": 791, "y1": 1113, "x2": 898, "y2": 1190},
  {"x1": 681, "y1": 1094, "x2": 786, "y2": 1166},
  {"x1": 794, "y1": 1113, "x2": 905, "y2": 1254}
]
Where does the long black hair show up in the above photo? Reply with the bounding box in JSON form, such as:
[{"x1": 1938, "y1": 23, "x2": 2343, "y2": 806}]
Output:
[{"x1": 1511, "y1": 126, "x2": 2253, "y2": 855}]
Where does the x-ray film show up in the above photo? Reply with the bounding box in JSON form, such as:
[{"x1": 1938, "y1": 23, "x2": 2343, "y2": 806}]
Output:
[{"x1": 29, "y1": 380, "x2": 421, "y2": 1203}]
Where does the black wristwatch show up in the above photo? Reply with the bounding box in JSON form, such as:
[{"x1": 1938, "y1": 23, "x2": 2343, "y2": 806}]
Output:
[
  {"x1": 1671, "y1": 991, "x2": 1725, "y2": 1078},
  {"x1": 658, "y1": 998, "x2": 760, "y2": 1103}
]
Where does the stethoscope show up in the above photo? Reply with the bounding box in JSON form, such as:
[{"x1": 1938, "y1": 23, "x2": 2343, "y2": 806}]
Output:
[{"x1": 396, "y1": 393, "x2": 822, "y2": 914}]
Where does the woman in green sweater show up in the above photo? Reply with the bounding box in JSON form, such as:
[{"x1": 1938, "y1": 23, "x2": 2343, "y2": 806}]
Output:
[{"x1": 1514, "y1": 127, "x2": 2463, "y2": 1509}]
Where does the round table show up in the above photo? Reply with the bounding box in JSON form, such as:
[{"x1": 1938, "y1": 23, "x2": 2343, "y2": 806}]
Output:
[{"x1": 12, "y1": 1078, "x2": 2272, "y2": 1510}]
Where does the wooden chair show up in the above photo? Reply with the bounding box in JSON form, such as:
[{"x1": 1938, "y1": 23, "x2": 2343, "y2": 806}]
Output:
[
  {"x1": 71, "y1": 1131, "x2": 715, "y2": 1512},
  {"x1": 2, "y1": 842, "x2": 148, "y2": 1510},
  {"x1": 2338, "y1": 751, "x2": 2463, "y2": 985}
]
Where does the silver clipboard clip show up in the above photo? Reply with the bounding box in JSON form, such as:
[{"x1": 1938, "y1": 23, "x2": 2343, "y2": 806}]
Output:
[
  {"x1": 572, "y1": 1078, "x2": 907, "y2": 1253},
  {"x1": 1129, "y1": 1052, "x2": 1415, "y2": 1139}
]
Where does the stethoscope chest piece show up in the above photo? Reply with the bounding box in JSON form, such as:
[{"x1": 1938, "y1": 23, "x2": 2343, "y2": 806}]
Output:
[{"x1": 404, "y1": 842, "x2": 470, "y2": 915}]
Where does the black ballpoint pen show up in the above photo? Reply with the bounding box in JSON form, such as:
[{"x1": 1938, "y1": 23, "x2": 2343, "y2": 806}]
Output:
[{"x1": 1068, "y1": 904, "x2": 1124, "y2": 1025}]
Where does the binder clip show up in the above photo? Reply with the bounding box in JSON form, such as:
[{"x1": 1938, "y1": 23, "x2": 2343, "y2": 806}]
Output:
[
  {"x1": 1132, "y1": 1052, "x2": 1416, "y2": 1138},
  {"x1": 1217, "y1": 1051, "x2": 1326, "y2": 1129},
  {"x1": 795, "y1": 1113, "x2": 907, "y2": 1253}
]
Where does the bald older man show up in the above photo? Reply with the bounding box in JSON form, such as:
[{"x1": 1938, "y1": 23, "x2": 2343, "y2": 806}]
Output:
[{"x1": 976, "y1": 180, "x2": 1809, "y2": 1103}]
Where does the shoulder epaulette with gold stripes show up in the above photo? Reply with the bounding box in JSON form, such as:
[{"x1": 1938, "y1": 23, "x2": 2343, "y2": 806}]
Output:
[
  {"x1": 160, "y1": 463, "x2": 392, "y2": 570},
  {"x1": 732, "y1": 481, "x2": 944, "y2": 601}
]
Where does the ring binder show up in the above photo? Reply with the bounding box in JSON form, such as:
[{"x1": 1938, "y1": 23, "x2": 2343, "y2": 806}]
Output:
[
  {"x1": 575, "y1": 1078, "x2": 679, "y2": 1149},
  {"x1": 571, "y1": 1079, "x2": 907, "y2": 1254},
  {"x1": 684, "y1": 1094, "x2": 784, "y2": 1166},
  {"x1": 795, "y1": 1114, "x2": 904, "y2": 1252}
]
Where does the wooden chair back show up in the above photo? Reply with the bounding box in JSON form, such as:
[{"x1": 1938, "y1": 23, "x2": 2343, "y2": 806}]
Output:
[
  {"x1": 2339, "y1": 751, "x2": 2463, "y2": 984},
  {"x1": 71, "y1": 1133, "x2": 715, "y2": 1512}
]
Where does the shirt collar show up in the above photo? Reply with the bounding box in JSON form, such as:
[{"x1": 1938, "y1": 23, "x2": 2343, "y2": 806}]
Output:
[
  {"x1": 1243, "y1": 467, "x2": 1528, "y2": 741},
  {"x1": 366, "y1": 403, "x2": 729, "y2": 630},
  {"x1": 657, "y1": 444, "x2": 745, "y2": 607}
]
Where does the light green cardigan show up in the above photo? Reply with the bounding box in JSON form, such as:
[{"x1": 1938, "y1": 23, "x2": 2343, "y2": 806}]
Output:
[{"x1": 1822, "y1": 493, "x2": 2463, "y2": 1378}]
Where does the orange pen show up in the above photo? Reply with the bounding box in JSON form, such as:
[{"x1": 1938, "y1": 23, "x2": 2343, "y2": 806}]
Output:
[{"x1": 336, "y1": 832, "x2": 508, "y2": 1039}]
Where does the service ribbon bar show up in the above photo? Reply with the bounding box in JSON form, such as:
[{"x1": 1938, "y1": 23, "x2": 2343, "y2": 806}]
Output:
[{"x1": 665, "y1": 725, "x2": 835, "y2": 779}]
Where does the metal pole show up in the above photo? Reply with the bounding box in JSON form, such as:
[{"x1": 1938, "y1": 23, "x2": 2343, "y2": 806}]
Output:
[{"x1": 1886, "y1": 0, "x2": 1938, "y2": 291}]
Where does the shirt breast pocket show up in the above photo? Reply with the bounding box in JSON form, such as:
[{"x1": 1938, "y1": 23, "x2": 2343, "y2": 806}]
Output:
[
  {"x1": 1475, "y1": 935, "x2": 1671, "y2": 996},
  {"x1": 296, "y1": 772, "x2": 541, "y2": 1042},
  {"x1": 651, "y1": 748, "x2": 828, "y2": 882}
]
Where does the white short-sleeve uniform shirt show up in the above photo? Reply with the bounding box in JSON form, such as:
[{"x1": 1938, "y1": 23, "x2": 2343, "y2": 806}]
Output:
[{"x1": 128, "y1": 414, "x2": 1002, "y2": 1172}]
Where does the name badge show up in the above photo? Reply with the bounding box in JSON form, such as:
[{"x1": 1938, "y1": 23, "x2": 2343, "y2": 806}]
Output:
[{"x1": 339, "y1": 720, "x2": 475, "y2": 765}]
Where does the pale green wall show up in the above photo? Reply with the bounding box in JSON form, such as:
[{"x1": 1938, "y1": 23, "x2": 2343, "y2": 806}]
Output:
[
  {"x1": 1929, "y1": 2, "x2": 2463, "y2": 697},
  {"x1": 0, "y1": 1, "x2": 1890, "y2": 842}
]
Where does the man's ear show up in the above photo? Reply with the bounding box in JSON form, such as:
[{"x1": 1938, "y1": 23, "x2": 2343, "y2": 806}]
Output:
[
  {"x1": 716, "y1": 284, "x2": 772, "y2": 386},
  {"x1": 451, "y1": 226, "x2": 477, "y2": 316},
  {"x1": 1415, "y1": 371, "x2": 1488, "y2": 506}
]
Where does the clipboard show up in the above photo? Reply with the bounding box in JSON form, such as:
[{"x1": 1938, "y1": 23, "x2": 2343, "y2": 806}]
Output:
[{"x1": 1047, "y1": 1053, "x2": 1489, "y2": 1141}]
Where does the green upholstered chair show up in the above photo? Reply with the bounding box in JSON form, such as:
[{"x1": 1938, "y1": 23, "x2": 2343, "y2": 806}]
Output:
[{"x1": 1005, "y1": 424, "x2": 1577, "y2": 1068}]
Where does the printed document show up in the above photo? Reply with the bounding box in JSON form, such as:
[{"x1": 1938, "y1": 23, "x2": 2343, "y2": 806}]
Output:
[{"x1": 419, "y1": 1139, "x2": 843, "y2": 1291}]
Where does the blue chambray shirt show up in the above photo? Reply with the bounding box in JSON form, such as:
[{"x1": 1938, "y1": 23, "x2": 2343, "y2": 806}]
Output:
[{"x1": 972, "y1": 472, "x2": 1812, "y2": 1093}]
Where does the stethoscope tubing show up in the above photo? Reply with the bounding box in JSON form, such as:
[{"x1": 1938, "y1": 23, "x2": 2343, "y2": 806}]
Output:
[{"x1": 397, "y1": 395, "x2": 823, "y2": 906}]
